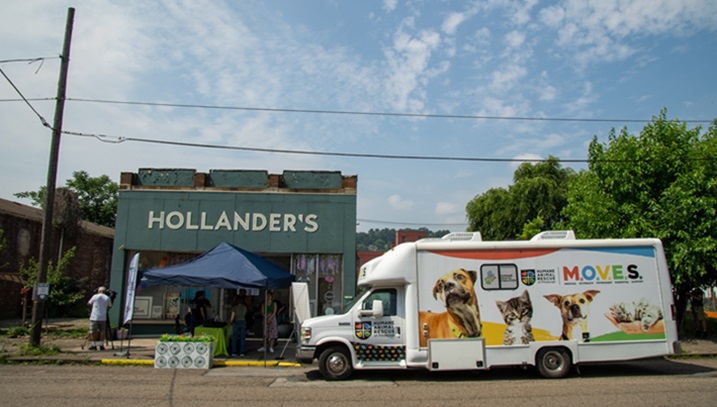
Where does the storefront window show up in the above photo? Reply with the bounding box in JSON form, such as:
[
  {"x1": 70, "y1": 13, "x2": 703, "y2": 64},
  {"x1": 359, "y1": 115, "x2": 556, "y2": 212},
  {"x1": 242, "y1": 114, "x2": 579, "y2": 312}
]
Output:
[{"x1": 292, "y1": 254, "x2": 343, "y2": 317}]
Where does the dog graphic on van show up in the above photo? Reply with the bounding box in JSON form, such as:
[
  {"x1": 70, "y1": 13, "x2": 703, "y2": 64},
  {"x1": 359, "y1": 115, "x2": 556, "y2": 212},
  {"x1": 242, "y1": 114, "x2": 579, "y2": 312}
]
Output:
[
  {"x1": 544, "y1": 290, "x2": 600, "y2": 341},
  {"x1": 418, "y1": 268, "x2": 482, "y2": 347}
]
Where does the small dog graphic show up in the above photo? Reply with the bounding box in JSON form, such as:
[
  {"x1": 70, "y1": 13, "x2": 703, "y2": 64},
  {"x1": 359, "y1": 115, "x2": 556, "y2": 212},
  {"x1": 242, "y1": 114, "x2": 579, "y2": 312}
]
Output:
[
  {"x1": 544, "y1": 290, "x2": 600, "y2": 341},
  {"x1": 418, "y1": 268, "x2": 482, "y2": 347}
]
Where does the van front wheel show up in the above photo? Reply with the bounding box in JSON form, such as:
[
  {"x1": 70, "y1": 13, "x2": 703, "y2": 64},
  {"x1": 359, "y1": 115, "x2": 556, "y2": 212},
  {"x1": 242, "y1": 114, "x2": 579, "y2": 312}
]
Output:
[
  {"x1": 318, "y1": 346, "x2": 353, "y2": 380},
  {"x1": 536, "y1": 347, "x2": 571, "y2": 379}
]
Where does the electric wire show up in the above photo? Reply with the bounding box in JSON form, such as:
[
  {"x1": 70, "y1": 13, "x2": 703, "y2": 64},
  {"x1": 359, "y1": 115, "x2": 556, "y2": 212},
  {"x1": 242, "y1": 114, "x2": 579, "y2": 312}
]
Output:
[
  {"x1": 357, "y1": 218, "x2": 467, "y2": 227},
  {"x1": 0, "y1": 68, "x2": 51, "y2": 128},
  {"x1": 66, "y1": 97, "x2": 713, "y2": 124}
]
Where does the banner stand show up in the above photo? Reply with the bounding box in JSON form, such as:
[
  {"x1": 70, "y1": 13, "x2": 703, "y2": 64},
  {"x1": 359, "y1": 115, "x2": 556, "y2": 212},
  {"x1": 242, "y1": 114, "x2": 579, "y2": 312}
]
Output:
[{"x1": 114, "y1": 253, "x2": 139, "y2": 358}]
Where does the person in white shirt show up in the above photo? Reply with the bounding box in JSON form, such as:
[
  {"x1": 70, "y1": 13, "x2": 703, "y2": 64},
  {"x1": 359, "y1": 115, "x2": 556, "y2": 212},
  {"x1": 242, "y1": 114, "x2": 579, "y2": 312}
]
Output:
[{"x1": 88, "y1": 286, "x2": 112, "y2": 351}]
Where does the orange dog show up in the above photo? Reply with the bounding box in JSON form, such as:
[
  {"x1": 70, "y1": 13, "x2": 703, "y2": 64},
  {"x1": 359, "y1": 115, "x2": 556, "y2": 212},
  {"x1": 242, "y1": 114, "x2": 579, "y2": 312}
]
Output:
[
  {"x1": 544, "y1": 290, "x2": 600, "y2": 341},
  {"x1": 418, "y1": 268, "x2": 482, "y2": 347}
]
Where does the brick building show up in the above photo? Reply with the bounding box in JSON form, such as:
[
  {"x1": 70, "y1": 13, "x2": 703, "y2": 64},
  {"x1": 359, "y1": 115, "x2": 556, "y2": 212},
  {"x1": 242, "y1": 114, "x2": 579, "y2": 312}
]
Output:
[{"x1": 0, "y1": 198, "x2": 114, "y2": 319}]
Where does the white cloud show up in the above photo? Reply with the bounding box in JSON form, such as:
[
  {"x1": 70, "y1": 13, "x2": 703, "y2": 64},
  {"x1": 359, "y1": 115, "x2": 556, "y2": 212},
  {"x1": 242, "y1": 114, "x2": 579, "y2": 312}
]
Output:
[
  {"x1": 490, "y1": 64, "x2": 527, "y2": 92},
  {"x1": 383, "y1": 0, "x2": 398, "y2": 13},
  {"x1": 383, "y1": 19, "x2": 444, "y2": 111},
  {"x1": 538, "y1": 0, "x2": 717, "y2": 65},
  {"x1": 388, "y1": 194, "x2": 414, "y2": 210},
  {"x1": 435, "y1": 201, "x2": 459, "y2": 216},
  {"x1": 477, "y1": 97, "x2": 520, "y2": 118},
  {"x1": 504, "y1": 30, "x2": 526, "y2": 49}
]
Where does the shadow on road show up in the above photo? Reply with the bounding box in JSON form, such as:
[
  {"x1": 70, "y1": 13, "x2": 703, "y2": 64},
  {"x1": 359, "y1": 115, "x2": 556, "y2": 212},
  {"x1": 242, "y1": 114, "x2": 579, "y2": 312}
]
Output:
[{"x1": 302, "y1": 357, "x2": 717, "y2": 382}]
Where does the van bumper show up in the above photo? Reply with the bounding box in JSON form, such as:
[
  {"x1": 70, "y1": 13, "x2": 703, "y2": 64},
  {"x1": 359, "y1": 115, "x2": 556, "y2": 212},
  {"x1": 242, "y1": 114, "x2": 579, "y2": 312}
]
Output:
[{"x1": 297, "y1": 345, "x2": 317, "y2": 363}]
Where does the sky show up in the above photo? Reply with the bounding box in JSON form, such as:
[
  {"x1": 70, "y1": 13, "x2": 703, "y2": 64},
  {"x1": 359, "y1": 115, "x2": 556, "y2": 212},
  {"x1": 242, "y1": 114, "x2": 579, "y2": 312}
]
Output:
[{"x1": 1, "y1": 0, "x2": 716, "y2": 233}]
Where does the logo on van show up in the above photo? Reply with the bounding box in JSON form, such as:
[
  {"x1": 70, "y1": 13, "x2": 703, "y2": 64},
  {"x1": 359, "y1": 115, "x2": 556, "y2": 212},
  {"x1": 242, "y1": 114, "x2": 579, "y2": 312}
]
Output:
[
  {"x1": 355, "y1": 322, "x2": 372, "y2": 340},
  {"x1": 562, "y1": 264, "x2": 641, "y2": 283},
  {"x1": 521, "y1": 269, "x2": 536, "y2": 286}
]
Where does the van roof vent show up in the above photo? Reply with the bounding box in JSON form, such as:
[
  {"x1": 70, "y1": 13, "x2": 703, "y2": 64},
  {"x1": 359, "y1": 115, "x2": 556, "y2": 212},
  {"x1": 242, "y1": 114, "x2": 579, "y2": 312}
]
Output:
[
  {"x1": 441, "y1": 232, "x2": 482, "y2": 242},
  {"x1": 530, "y1": 230, "x2": 576, "y2": 241}
]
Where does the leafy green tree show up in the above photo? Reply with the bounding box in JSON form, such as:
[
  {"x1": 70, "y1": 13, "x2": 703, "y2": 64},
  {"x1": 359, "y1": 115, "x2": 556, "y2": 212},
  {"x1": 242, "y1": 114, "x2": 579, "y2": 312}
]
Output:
[
  {"x1": 15, "y1": 171, "x2": 118, "y2": 227},
  {"x1": 20, "y1": 246, "x2": 87, "y2": 317},
  {"x1": 466, "y1": 156, "x2": 575, "y2": 240},
  {"x1": 562, "y1": 111, "x2": 717, "y2": 332},
  {"x1": 563, "y1": 111, "x2": 717, "y2": 289}
]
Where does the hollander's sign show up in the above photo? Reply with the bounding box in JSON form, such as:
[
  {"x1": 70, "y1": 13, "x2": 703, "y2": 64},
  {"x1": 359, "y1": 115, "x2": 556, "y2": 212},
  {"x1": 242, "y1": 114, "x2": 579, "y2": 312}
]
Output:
[
  {"x1": 147, "y1": 210, "x2": 319, "y2": 233},
  {"x1": 118, "y1": 189, "x2": 356, "y2": 253}
]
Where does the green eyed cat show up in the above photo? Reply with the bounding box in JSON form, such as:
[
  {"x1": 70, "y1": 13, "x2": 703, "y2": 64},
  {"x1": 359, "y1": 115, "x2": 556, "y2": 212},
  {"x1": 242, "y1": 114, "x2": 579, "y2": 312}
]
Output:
[{"x1": 496, "y1": 290, "x2": 534, "y2": 345}]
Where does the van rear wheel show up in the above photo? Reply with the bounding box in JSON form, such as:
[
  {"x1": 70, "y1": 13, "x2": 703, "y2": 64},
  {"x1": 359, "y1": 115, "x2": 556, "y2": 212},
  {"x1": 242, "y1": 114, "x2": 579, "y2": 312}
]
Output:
[
  {"x1": 318, "y1": 346, "x2": 353, "y2": 380},
  {"x1": 536, "y1": 347, "x2": 571, "y2": 379}
]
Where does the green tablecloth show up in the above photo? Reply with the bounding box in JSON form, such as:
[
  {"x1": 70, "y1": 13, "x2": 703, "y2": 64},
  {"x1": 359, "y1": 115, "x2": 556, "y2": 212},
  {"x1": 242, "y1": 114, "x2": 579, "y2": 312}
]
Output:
[{"x1": 194, "y1": 325, "x2": 231, "y2": 357}]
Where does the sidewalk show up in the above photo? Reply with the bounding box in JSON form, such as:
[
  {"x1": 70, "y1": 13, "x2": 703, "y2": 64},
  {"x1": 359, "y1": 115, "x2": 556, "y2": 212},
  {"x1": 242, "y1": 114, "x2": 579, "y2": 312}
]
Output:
[
  {"x1": 7, "y1": 335, "x2": 305, "y2": 368},
  {"x1": 8, "y1": 336, "x2": 717, "y2": 367}
]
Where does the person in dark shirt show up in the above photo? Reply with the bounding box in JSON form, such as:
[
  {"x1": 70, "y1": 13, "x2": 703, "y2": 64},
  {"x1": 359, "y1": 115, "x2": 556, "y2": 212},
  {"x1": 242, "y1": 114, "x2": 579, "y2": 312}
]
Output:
[
  {"x1": 689, "y1": 287, "x2": 708, "y2": 338},
  {"x1": 189, "y1": 290, "x2": 211, "y2": 336}
]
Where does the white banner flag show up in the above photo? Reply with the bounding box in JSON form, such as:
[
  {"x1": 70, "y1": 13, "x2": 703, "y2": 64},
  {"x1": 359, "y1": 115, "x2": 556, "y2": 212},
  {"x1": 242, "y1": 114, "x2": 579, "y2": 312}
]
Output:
[{"x1": 123, "y1": 253, "x2": 140, "y2": 325}]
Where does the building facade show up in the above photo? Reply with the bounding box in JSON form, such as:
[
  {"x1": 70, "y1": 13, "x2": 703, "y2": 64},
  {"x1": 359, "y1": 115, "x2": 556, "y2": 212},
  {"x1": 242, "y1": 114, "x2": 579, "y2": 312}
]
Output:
[
  {"x1": 0, "y1": 198, "x2": 114, "y2": 319},
  {"x1": 108, "y1": 169, "x2": 357, "y2": 333}
]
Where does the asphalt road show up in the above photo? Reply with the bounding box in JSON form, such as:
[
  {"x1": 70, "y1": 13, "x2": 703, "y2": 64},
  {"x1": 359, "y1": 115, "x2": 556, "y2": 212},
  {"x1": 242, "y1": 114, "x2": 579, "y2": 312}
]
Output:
[{"x1": 1, "y1": 357, "x2": 716, "y2": 407}]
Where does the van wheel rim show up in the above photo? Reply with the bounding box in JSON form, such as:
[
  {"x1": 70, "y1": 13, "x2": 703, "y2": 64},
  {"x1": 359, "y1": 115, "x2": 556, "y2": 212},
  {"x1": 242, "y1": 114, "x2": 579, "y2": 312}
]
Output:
[
  {"x1": 328, "y1": 353, "x2": 348, "y2": 374},
  {"x1": 545, "y1": 352, "x2": 563, "y2": 370}
]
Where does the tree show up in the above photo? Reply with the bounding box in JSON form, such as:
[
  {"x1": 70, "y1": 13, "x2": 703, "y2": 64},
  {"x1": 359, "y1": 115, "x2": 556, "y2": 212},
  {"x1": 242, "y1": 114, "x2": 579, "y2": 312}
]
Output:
[
  {"x1": 562, "y1": 111, "x2": 717, "y2": 329},
  {"x1": 563, "y1": 111, "x2": 717, "y2": 288},
  {"x1": 15, "y1": 171, "x2": 118, "y2": 227},
  {"x1": 466, "y1": 156, "x2": 575, "y2": 240},
  {"x1": 20, "y1": 246, "x2": 86, "y2": 318}
]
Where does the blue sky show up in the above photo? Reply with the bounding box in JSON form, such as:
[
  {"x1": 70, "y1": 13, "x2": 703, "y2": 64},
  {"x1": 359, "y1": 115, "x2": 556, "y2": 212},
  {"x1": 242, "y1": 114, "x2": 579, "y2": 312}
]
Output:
[{"x1": 1, "y1": 0, "x2": 716, "y2": 233}]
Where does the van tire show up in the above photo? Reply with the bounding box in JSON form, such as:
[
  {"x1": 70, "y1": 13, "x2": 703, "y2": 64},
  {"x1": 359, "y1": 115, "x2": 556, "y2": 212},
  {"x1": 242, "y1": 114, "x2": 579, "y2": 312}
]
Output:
[
  {"x1": 536, "y1": 347, "x2": 571, "y2": 379},
  {"x1": 318, "y1": 346, "x2": 353, "y2": 380}
]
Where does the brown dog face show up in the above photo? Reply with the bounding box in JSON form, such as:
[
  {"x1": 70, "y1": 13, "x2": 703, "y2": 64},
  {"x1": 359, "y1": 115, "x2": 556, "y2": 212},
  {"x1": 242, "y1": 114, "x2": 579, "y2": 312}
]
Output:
[
  {"x1": 544, "y1": 290, "x2": 600, "y2": 323},
  {"x1": 432, "y1": 268, "x2": 478, "y2": 308}
]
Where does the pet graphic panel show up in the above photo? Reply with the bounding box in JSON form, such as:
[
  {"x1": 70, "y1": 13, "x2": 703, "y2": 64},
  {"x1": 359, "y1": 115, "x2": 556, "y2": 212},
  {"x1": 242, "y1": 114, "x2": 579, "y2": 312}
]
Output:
[{"x1": 417, "y1": 246, "x2": 666, "y2": 347}]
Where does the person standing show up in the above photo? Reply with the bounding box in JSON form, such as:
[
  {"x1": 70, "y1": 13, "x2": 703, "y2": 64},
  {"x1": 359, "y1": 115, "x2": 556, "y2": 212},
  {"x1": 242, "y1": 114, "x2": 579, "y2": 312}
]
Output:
[
  {"x1": 229, "y1": 290, "x2": 248, "y2": 356},
  {"x1": 87, "y1": 286, "x2": 112, "y2": 351},
  {"x1": 189, "y1": 290, "x2": 211, "y2": 336},
  {"x1": 689, "y1": 287, "x2": 708, "y2": 338},
  {"x1": 258, "y1": 290, "x2": 278, "y2": 353}
]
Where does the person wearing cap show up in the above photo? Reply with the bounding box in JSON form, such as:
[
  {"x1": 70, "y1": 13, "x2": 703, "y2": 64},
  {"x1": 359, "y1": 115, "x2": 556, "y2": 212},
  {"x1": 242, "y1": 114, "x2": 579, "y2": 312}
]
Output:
[{"x1": 87, "y1": 286, "x2": 112, "y2": 351}]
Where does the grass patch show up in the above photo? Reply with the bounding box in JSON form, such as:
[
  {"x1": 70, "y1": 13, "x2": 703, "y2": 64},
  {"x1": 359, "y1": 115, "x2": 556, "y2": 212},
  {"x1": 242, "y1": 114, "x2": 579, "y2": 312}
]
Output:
[
  {"x1": 6, "y1": 326, "x2": 29, "y2": 338},
  {"x1": 18, "y1": 343, "x2": 61, "y2": 357},
  {"x1": 49, "y1": 328, "x2": 88, "y2": 339}
]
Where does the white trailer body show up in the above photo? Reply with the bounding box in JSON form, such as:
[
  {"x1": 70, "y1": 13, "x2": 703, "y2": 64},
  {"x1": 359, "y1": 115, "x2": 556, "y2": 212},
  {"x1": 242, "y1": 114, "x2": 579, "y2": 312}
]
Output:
[{"x1": 298, "y1": 232, "x2": 680, "y2": 380}]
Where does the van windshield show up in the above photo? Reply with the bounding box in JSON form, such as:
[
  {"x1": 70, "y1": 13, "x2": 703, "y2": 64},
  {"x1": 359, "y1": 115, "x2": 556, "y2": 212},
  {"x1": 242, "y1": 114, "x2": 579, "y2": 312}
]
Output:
[{"x1": 342, "y1": 288, "x2": 369, "y2": 314}]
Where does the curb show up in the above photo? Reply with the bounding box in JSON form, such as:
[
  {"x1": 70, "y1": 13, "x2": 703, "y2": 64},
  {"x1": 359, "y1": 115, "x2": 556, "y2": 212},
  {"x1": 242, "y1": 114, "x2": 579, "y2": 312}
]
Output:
[
  {"x1": 6, "y1": 356, "x2": 303, "y2": 368},
  {"x1": 100, "y1": 358, "x2": 302, "y2": 367}
]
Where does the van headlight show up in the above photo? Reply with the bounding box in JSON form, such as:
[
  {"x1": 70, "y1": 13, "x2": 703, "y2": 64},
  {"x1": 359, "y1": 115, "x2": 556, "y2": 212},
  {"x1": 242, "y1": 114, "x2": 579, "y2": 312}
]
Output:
[{"x1": 301, "y1": 326, "x2": 312, "y2": 344}]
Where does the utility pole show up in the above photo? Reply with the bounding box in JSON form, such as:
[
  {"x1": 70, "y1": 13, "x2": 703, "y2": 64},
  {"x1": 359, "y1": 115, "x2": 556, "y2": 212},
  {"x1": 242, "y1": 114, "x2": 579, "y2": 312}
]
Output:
[{"x1": 30, "y1": 7, "x2": 75, "y2": 347}]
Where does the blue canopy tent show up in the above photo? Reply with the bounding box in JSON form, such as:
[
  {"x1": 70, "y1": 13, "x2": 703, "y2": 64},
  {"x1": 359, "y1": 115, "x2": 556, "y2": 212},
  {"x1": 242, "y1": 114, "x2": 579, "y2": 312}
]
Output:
[
  {"x1": 141, "y1": 242, "x2": 293, "y2": 289},
  {"x1": 138, "y1": 242, "x2": 294, "y2": 363}
]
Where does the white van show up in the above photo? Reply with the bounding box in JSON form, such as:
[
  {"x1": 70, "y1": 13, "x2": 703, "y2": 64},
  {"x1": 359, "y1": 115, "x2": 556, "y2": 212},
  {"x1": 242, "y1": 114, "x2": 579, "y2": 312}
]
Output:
[{"x1": 297, "y1": 231, "x2": 680, "y2": 380}]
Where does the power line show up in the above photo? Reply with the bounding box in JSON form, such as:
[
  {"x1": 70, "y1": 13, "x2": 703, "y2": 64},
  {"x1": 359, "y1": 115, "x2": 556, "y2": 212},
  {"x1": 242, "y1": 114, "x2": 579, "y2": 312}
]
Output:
[
  {"x1": 61, "y1": 129, "x2": 593, "y2": 162},
  {"x1": 61, "y1": 129, "x2": 717, "y2": 164},
  {"x1": 357, "y1": 218, "x2": 467, "y2": 227},
  {"x1": 0, "y1": 57, "x2": 59, "y2": 64},
  {"x1": 0, "y1": 68, "x2": 51, "y2": 128},
  {"x1": 65, "y1": 97, "x2": 714, "y2": 124}
]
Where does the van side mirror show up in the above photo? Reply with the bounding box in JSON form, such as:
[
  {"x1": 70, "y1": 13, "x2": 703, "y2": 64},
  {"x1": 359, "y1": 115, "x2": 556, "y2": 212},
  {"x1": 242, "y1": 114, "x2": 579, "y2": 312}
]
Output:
[{"x1": 358, "y1": 300, "x2": 384, "y2": 318}]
